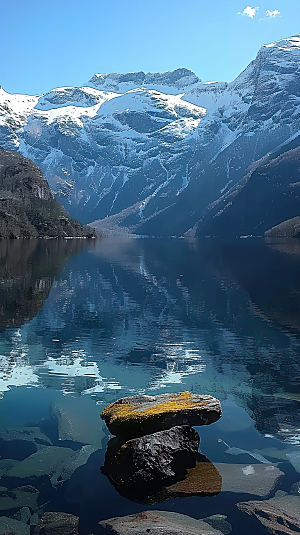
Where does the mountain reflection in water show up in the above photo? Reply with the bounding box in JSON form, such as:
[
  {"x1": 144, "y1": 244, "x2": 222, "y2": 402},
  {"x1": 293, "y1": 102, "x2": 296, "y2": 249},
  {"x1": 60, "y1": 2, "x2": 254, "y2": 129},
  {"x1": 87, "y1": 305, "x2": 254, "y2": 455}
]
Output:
[
  {"x1": 0, "y1": 238, "x2": 86, "y2": 329},
  {"x1": 0, "y1": 238, "x2": 300, "y2": 440},
  {"x1": 0, "y1": 238, "x2": 300, "y2": 535}
]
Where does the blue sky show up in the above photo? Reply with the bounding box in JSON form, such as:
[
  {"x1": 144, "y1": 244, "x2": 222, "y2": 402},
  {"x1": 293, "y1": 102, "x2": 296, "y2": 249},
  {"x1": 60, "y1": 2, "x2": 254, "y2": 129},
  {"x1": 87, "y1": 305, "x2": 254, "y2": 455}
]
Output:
[{"x1": 1, "y1": 0, "x2": 299, "y2": 95}]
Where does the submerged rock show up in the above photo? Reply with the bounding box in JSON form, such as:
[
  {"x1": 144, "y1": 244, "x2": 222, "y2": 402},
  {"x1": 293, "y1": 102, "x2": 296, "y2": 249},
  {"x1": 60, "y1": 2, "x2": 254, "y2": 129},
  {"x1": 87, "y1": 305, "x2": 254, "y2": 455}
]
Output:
[
  {"x1": 35, "y1": 512, "x2": 79, "y2": 535},
  {"x1": 237, "y1": 494, "x2": 300, "y2": 534},
  {"x1": 99, "y1": 510, "x2": 224, "y2": 535},
  {"x1": 290, "y1": 481, "x2": 300, "y2": 495},
  {"x1": 0, "y1": 427, "x2": 52, "y2": 445},
  {"x1": 7, "y1": 444, "x2": 97, "y2": 487},
  {"x1": 103, "y1": 425, "x2": 199, "y2": 487},
  {"x1": 286, "y1": 451, "x2": 300, "y2": 473},
  {"x1": 13, "y1": 507, "x2": 32, "y2": 524},
  {"x1": 52, "y1": 396, "x2": 106, "y2": 447},
  {"x1": 216, "y1": 463, "x2": 284, "y2": 497},
  {"x1": 0, "y1": 458, "x2": 20, "y2": 477},
  {"x1": 0, "y1": 516, "x2": 30, "y2": 535},
  {"x1": 202, "y1": 515, "x2": 232, "y2": 535},
  {"x1": 218, "y1": 439, "x2": 271, "y2": 463},
  {"x1": 101, "y1": 392, "x2": 222, "y2": 438},
  {"x1": 7, "y1": 446, "x2": 73, "y2": 480},
  {"x1": 0, "y1": 485, "x2": 39, "y2": 511}
]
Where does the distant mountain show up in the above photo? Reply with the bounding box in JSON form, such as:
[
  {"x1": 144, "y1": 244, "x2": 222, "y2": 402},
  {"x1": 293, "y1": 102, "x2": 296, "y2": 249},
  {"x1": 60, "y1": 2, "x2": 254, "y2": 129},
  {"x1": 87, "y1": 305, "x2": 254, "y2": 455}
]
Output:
[
  {"x1": 0, "y1": 148, "x2": 92, "y2": 238},
  {"x1": 1, "y1": 36, "x2": 300, "y2": 236}
]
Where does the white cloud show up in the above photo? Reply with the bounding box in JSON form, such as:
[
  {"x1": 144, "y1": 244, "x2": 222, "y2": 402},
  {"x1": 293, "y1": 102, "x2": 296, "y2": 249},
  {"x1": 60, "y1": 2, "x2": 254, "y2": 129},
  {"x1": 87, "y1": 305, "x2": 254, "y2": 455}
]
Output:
[
  {"x1": 237, "y1": 6, "x2": 259, "y2": 18},
  {"x1": 265, "y1": 9, "x2": 281, "y2": 18}
]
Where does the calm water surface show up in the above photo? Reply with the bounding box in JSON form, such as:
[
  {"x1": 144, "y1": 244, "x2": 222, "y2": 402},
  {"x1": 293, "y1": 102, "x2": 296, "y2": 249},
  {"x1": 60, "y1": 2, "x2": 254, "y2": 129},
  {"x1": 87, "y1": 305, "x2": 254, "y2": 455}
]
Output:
[{"x1": 0, "y1": 237, "x2": 300, "y2": 534}]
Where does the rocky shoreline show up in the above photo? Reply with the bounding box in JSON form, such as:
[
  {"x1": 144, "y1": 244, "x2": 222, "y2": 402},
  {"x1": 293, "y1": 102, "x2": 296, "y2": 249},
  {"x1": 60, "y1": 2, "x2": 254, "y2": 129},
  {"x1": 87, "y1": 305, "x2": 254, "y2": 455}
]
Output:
[{"x1": 0, "y1": 147, "x2": 95, "y2": 238}]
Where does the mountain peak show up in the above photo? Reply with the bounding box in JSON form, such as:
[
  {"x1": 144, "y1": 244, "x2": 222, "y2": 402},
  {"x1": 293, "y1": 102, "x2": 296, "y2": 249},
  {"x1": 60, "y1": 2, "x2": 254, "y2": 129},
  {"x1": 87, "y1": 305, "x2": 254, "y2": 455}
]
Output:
[
  {"x1": 263, "y1": 34, "x2": 300, "y2": 51},
  {"x1": 84, "y1": 68, "x2": 200, "y2": 94}
]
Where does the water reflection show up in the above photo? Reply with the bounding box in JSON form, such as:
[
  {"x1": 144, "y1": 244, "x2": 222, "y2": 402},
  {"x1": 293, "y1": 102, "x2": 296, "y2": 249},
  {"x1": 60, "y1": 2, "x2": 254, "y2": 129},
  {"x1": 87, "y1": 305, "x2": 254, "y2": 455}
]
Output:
[
  {"x1": 0, "y1": 239, "x2": 88, "y2": 394},
  {"x1": 0, "y1": 239, "x2": 86, "y2": 329},
  {"x1": 0, "y1": 238, "x2": 299, "y2": 445}
]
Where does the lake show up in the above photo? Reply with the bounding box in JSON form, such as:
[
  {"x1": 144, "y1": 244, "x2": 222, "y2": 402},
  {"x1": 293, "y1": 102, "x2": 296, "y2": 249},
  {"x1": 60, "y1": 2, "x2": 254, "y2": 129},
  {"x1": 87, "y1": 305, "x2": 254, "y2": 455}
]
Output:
[{"x1": 0, "y1": 237, "x2": 300, "y2": 535}]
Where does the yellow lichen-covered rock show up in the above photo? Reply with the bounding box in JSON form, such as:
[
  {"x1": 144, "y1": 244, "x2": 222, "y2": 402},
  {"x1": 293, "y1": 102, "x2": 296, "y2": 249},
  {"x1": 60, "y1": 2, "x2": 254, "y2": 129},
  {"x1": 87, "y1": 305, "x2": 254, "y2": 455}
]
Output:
[{"x1": 101, "y1": 392, "x2": 222, "y2": 438}]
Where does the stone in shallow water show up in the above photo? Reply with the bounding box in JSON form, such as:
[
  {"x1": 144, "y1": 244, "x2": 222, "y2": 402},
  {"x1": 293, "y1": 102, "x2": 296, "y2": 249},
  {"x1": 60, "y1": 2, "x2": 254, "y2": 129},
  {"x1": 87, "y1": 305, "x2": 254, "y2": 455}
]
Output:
[
  {"x1": 286, "y1": 451, "x2": 300, "y2": 473},
  {"x1": 290, "y1": 481, "x2": 300, "y2": 495},
  {"x1": 237, "y1": 495, "x2": 300, "y2": 535},
  {"x1": 0, "y1": 517, "x2": 30, "y2": 535},
  {"x1": 0, "y1": 458, "x2": 19, "y2": 477},
  {"x1": 0, "y1": 485, "x2": 39, "y2": 511},
  {"x1": 0, "y1": 427, "x2": 51, "y2": 445},
  {"x1": 13, "y1": 507, "x2": 32, "y2": 524},
  {"x1": 215, "y1": 463, "x2": 284, "y2": 497},
  {"x1": 252, "y1": 447, "x2": 294, "y2": 461},
  {"x1": 101, "y1": 392, "x2": 222, "y2": 438},
  {"x1": 218, "y1": 439, "x2": 270, "y2": 463},
  {"x1": 35, "y1": 512, "x2": 79, "y2": 535},
  {"x1": 6, "y1": 444, "x2": 97, "y2": 487},
  {"x1": 54, "y1": 444, "x2": 97, "y2": 485},
  {"x1": 99, "y1": 510, "x2": 224, "y2": 535},
  {"x1": 7, "y1": 446, "x2": 73, "y2": 480},
  {"x1": 52, "y1": 396, "x2": 105, "y2": 447},
  {"x1": 104, "y1": 425, "x2": 200, "y2": 487},
  {"x1": 202, "y1": 516, "x2": 232, "y2": 535}
]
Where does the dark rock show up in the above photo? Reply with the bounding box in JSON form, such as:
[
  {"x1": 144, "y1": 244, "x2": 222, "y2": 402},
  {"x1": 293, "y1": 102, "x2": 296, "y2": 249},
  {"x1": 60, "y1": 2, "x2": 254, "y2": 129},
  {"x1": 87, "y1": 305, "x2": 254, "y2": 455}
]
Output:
[
  {"x1": 103, "y1": 425, "x2": 199, "y2": 489},
  {"x1": 99, "y1": 510, "x2": 224, "y2": 535},
  {"x1": 0, "y1": 147, "x2": 90, "y2": 238},
  {"x1": 35, "y1": 512, "x2": 79, "y2": 535},
  {"x1": 101, "y1": 392, "x2": 222, "y2": 438},
  {"x1": 118, "y1": 454, "x2": 222, "y2": 505}
]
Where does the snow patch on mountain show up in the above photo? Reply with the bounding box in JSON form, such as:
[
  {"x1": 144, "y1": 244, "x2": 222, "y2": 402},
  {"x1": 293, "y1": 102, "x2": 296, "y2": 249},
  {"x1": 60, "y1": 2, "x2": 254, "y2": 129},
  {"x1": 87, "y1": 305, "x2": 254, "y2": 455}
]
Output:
[
  {"x1": 35, "y1": 87, "x2": 117, "y2": 111},
  {"x1": 85, "y1": 68, "x2": 200, "y2": 94},
  {"x1": 1, "y1": 37, "x2": 300, "y2": 236}
]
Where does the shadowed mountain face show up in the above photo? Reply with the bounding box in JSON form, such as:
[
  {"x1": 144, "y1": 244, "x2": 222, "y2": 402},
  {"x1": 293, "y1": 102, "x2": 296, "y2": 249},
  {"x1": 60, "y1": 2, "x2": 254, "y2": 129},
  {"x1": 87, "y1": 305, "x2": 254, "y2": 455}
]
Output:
[
  {"x1": 196, "y1": 137, "x2": 300, "y2": 237},
  {"x1": 1, "y1": 36, "x2": 300, "y2": 236},
  {"x1": 0, "y1": 239, "x2": 86, "y2": 329},
  {"x1": 0, "y1": 148, "x2": 89, "y2": 237}
]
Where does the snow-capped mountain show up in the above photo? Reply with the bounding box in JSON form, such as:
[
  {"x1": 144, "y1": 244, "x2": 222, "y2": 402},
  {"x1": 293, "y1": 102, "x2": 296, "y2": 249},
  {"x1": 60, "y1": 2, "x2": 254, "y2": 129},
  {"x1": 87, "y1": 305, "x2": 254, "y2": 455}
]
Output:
[{"x1": 1, "y1": 36, "x2": 300, "y2": 236}]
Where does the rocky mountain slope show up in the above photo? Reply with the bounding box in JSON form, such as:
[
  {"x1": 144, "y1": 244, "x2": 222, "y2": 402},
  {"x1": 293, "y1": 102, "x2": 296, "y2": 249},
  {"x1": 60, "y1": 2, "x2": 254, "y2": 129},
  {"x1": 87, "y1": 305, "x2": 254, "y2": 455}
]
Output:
[
  {"x1": 0, "y1": 148, "x2": 90, "y2": 237},
  {"x1": 1, "y1": 37, "x2": 300, "y2": 236},
  {"x1": 197, "y1": 135, "x2": 300, "y2": 237}
]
